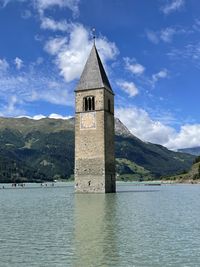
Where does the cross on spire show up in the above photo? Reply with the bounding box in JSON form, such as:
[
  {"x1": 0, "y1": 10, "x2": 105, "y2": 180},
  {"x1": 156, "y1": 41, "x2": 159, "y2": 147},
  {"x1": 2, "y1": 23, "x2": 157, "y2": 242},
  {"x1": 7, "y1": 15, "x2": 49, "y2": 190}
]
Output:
[{"x1": 92, "y1": 28, "x2": 96, "y2": 44}]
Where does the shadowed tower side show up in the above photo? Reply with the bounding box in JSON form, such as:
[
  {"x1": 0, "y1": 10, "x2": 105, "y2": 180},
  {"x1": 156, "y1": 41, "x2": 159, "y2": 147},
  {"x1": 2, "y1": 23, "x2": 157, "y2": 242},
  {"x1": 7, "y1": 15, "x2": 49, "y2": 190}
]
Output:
[{"x1": 74, "y1": 44, "x2": 116, "y2": 193}]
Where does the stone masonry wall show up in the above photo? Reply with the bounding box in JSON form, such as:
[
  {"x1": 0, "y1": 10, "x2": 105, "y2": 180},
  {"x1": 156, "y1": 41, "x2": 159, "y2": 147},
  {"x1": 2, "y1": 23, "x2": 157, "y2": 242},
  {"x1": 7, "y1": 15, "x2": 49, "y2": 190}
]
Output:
[{"x1": 75, "y1": 88, "x2": 115, "y2": 193}]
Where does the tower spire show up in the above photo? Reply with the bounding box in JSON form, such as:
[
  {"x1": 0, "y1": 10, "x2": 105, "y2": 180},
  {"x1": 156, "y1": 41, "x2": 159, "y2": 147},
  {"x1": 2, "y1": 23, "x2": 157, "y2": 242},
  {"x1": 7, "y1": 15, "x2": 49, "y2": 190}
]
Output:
[{"x1": 75, "y1": 44, "x2": 113, "y2": 93}]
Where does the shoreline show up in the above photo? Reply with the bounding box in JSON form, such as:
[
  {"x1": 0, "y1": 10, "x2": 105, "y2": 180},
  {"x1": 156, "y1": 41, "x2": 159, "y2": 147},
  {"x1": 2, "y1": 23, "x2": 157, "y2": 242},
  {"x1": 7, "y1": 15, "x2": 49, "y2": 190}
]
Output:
[{"x1": 1, "y1": 180, "x2": 200, "y2": 188}]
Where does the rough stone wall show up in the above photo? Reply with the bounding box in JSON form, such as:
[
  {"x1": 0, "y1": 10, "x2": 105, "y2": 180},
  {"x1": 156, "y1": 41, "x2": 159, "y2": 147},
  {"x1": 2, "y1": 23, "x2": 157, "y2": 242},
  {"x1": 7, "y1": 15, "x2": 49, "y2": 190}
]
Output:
[
  {"x1": 104, "y1": 90, "x2": 116, "y2": 193},
  {"x1": 75, "y1": 88, "x2": 115, "y2": 193},
  {"x1": 104, "y1": 89, "x2": 114, "y2": 114}
]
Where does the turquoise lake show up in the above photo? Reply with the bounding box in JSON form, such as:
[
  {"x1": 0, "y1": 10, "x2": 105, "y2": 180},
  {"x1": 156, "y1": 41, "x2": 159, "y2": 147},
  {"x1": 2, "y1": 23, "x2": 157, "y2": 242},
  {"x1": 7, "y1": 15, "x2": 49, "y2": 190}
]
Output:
[{"x1": 0, "y1": 183, "x2": 200, "y2": 267}]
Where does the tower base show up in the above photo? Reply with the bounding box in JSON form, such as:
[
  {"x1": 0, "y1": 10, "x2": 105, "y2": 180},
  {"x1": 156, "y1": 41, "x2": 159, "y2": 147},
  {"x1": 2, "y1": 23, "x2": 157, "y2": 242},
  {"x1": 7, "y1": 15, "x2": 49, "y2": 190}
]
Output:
[{"x1": 75, "y1": 174, "x2": 116, "y2": 193}]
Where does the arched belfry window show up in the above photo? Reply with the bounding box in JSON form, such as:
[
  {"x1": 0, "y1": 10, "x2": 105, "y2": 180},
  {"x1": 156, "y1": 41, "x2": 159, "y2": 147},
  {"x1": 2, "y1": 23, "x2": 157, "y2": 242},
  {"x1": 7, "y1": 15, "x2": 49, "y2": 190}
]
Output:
[{"x1": 83, "y1": 96, "x2": 95, "y2": 111}]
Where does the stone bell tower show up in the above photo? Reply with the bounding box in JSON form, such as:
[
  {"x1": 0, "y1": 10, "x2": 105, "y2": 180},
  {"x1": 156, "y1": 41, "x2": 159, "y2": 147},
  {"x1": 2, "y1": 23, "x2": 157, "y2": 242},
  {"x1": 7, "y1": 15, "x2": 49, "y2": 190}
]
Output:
[{"x1": 74, "y1": 44, "x2": 116, "y2": 193}]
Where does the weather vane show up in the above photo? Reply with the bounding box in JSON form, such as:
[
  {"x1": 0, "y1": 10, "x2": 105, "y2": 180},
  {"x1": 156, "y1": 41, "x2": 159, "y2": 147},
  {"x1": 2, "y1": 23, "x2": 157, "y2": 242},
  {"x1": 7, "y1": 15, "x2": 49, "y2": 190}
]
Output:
[{"x1": 92, "y1": 28, "x2": 96, "y2": 44}]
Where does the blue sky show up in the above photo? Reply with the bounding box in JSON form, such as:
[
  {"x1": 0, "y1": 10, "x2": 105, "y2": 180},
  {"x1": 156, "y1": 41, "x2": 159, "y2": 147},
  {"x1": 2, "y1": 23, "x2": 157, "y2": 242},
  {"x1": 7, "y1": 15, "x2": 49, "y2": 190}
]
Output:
[{"x1": 0, "y1": 0, "x2": 200, "y2": 149}]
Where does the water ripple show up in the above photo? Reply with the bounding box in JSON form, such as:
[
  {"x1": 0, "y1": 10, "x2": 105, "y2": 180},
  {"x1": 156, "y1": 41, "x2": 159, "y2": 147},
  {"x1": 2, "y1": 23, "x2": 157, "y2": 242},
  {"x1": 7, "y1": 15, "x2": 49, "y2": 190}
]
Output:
[{"x1": 0, "y1": 184, "x2": 200, "y2": 266}]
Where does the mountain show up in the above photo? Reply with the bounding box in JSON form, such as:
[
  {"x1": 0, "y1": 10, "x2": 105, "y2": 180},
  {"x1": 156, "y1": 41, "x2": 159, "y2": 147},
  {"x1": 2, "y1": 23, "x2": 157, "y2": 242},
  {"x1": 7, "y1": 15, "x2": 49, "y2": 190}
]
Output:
[
  {"x1": 168, "y1": 156, "x2": 200, "y2": 183},
  {"x1": 0, "y1": 117, "x2": 195, "y2": 183},
  {"x1": 178, "y1": 147, "x2": 200, "y2": 156},
  {"x1": 115, "y1": 119, "x2": 194, "y2": 179}
]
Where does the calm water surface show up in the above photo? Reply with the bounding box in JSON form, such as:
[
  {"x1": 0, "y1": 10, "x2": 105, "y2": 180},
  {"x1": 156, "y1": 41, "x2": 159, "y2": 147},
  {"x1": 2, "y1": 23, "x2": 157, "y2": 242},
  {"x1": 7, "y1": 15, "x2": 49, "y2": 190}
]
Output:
[{"x1": 0, "y1": 183, "x2": 200, "y2": 267}]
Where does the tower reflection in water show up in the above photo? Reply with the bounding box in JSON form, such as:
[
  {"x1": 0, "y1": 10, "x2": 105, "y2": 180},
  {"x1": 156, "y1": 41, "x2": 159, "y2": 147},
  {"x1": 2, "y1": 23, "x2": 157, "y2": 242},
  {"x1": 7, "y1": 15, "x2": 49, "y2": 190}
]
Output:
[{"x1": 73, "y1": 193, "x2": 119, "y2": 266}]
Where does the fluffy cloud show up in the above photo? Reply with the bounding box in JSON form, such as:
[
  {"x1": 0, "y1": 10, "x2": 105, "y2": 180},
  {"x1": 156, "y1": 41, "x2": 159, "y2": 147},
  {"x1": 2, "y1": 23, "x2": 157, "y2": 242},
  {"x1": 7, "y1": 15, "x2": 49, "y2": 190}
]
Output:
[
  {"x1": 124, "y1": 57, "x2": 145, "y2": 75},
  {"x1": 146, "y1": 27, "x2": 185, "y2": 44},
  {"x1": 166, "y1": 124, "x2": 200, "y2": 149},
  {"x1": 45, "y1": 23, "x2": 118, "y2": 82},
  {"x1": 152, "y1": 69, "x2": 168, "y2": 86},
  {"x1": 161, "y1": 0, "x2": 185, "y2": 15},
  {"x1": 14, "y1": 57, "x2": 23, "y2": 70},
  {"x1": 35, "y1": 0, "x2": 80, "y2": 16},
  {"x1": 40, "y1": 17, "x2": 69, "y2": 31},
  {"x1": 116, "y1": 107, "x2": 200, "y2": 150},
  {"x1": 116, "y1": 107, "x2": 174, "y2": 145},
  {"x1": 0, "y1": 58, "x2": 9, "y2": 72},
  {"x1": 45, "y1": 37, "x2": 68, "y2": 54},
  {"x1": 117, "y1": 81, "x2": 139, "y2": 97}
]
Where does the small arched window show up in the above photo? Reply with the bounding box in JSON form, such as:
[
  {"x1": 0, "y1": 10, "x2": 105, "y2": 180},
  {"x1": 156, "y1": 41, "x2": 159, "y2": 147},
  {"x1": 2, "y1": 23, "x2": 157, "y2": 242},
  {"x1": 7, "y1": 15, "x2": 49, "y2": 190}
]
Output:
[
  {"x1": 83, "y1": 96, "x2": 95, "y2": 111},
  {"x1": 84, "y1": 97, "x2": 88, "y2": 111}
]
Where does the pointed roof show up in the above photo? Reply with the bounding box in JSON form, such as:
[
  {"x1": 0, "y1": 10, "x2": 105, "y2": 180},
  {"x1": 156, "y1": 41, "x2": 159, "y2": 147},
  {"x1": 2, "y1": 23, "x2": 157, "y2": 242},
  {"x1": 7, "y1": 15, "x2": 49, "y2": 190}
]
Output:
[{"x1": 75, "y1": 44, "x2": 113, "y2": 93}]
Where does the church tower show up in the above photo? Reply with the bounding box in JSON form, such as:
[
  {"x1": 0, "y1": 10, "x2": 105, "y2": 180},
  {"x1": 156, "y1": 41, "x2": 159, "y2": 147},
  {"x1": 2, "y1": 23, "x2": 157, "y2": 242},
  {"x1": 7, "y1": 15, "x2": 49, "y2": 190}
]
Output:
[{"x1": 74, "y1": 44, "x2": 116, "y2": 193}]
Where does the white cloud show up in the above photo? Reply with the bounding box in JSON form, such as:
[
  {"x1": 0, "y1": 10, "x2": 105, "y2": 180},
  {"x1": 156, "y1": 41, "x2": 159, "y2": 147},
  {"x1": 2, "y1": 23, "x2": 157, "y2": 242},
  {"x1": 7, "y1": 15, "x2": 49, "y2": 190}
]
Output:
[
  {"x1": 0, "y1": 0, "x2": 80, "y2": 17},
  {"x1": 95, "y1": 37, "x2": 119, "y2": 64},
  {"x1": 116, "y1": 107, "x2": 200, "y2": 150},
  {"x1": 48, "y1": 113, "x2": 72, "y2": 119},
  {"x1": 146, "y1": 27, "x2": 185, "y2": 44},
  {"x1": 166, "y1": 124, "x2": 200, "y2": 149},
  {"x1": 0, "y1": 58, "x2": 9, "y2": 72},
  {"x1": 160, "y1": 27, "x2": 176, "y2": 43},
  {"x1": 124, "y1": 57, "x2": 145, "y2": 75},
  {"x1": 40, "y1": 17, "x2": 69, "y2": 31},
  {"x1": 161, "y1": 0, "x2": 185, "y2": 15},
  {"x1": 45, "y1": 37, "x2": 68, "y2": 55},
  {"x1": 14, "y1": 57, "x2": 23, "y2": 70},
  {"x1": 35, "y1": 0, "x2": 80, "y2": 16},
  {"x1": 152, "y1": 69, "x2": 168, "y2": 86},
  {"x1": 117, "y1": 81, "x2": 139, "y2": 97},
  {"x1": 116, "y1": 107, "x2": 174, "y2": 145},
  {"x1": 45, "y1": 23, "x2": 118, "y2": 82},
  {"x1": 18, "y1": 113, "x2": 72, "y2": 120}
]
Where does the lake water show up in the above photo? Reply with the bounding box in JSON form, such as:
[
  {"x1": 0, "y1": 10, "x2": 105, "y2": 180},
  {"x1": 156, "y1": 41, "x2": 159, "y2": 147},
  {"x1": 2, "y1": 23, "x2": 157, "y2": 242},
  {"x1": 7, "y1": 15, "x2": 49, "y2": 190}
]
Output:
[{"x1": 1, "y1": 183, "x2": 200, "y2": 267}]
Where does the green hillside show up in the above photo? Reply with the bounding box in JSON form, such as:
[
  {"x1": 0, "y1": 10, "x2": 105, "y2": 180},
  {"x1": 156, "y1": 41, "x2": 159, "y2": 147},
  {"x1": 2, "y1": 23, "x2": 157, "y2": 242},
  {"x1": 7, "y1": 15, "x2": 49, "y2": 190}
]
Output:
[
  {"x1": 0, "y1": 117, "x2": 195, "y2": 183},
  {"x1": 167, "y1": 156, "x2": 200, "y2": 182}
]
